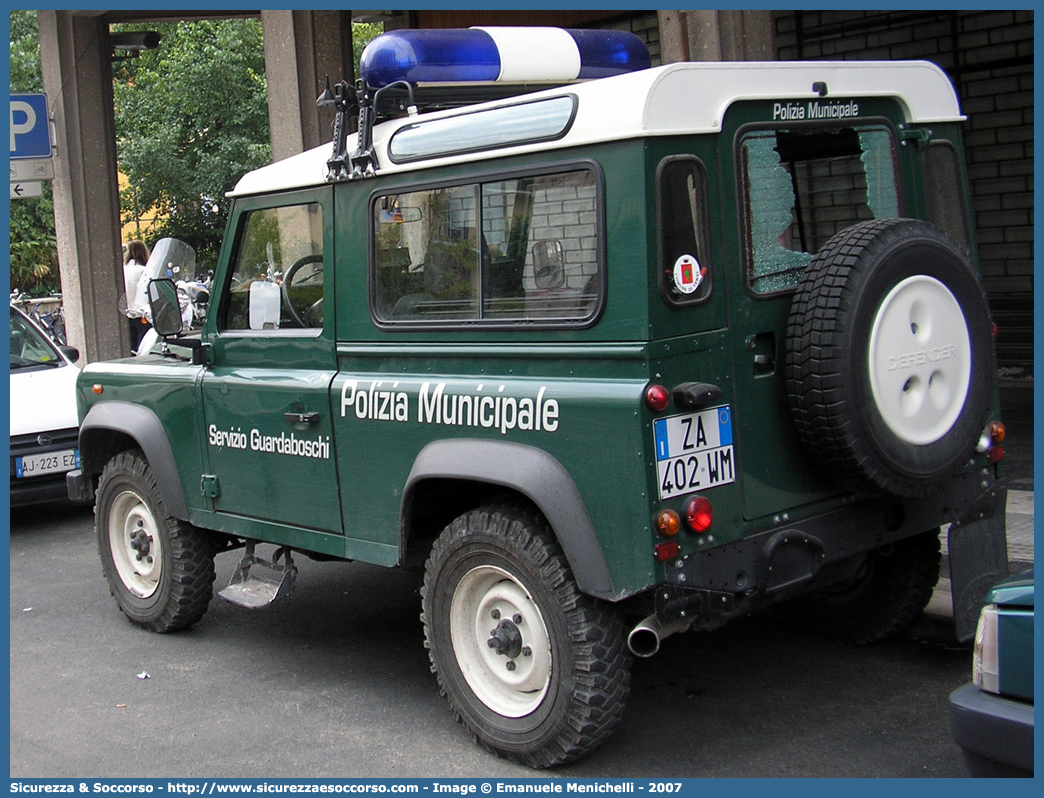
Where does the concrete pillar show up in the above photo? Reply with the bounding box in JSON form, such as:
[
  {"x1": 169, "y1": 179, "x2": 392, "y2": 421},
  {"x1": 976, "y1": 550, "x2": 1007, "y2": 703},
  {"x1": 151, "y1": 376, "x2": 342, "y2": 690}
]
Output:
[
  {"x1": 38, "y1": 10, "x2": 127, "y2": 363},
  {"x1": 658, "y1": 9, "x2": 775, "y2": 64},
  {"x1": 261, "y1": 10, "x2": 354, "y2": 162}
]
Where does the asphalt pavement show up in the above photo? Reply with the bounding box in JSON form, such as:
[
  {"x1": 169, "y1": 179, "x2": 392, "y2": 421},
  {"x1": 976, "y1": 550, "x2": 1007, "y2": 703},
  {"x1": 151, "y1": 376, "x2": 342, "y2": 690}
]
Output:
[
  {"x1": 8, "y1": 506, "x2": 978, "y2": 778},
  {"x1": 8, "y1": 383, "x2": 1033, "y2": 778}
]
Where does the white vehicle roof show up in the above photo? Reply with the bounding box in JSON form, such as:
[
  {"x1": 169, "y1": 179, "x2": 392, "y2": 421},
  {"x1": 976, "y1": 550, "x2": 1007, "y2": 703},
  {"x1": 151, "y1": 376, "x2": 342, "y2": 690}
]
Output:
[{"x1": 230, "y1": 60, "x2": 963, "y2": 198}]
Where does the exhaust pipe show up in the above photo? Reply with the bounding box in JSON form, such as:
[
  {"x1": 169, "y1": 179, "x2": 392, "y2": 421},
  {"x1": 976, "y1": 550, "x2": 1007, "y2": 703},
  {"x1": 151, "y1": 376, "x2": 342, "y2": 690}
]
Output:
[{"x1": 627, "y1": 614, "x2": 693, "y2": 658}]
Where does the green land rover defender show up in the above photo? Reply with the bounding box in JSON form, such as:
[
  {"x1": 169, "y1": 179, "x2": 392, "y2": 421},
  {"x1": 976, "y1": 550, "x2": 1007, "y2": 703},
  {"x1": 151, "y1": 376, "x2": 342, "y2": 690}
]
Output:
[{"x1": 68, "y1": 29, "x2": 1009, "y2": 767}]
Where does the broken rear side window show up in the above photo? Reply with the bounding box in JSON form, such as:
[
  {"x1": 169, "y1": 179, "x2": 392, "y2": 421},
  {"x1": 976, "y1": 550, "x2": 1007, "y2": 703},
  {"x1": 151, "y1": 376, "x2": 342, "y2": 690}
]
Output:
[{"x1": 740, "y1": 124, "x2": 900, "y2": 294}]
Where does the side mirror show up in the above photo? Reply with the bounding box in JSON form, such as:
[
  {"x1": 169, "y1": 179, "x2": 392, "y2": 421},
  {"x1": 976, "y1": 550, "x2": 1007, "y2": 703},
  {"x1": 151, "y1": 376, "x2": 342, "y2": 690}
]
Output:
[
  {"x1": 532, "y1": 240, "x2": 565, "y2": 289},
  {"x1": 147, "y1": 278, "x2": 184, "y2": 337}
]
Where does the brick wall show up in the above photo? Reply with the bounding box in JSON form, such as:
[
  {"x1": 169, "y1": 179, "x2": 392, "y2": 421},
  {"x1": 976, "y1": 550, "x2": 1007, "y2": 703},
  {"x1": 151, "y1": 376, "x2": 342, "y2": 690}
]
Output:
[{"x1": 774, "y1": 10, "x2": 1034, "y2": 368}]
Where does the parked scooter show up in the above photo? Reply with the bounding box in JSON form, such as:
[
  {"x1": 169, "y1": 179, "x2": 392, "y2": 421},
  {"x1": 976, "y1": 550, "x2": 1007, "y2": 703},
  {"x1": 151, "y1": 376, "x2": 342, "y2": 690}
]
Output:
[{"x1": 176, "y1": 270, "x2": 212, "y2": 328}]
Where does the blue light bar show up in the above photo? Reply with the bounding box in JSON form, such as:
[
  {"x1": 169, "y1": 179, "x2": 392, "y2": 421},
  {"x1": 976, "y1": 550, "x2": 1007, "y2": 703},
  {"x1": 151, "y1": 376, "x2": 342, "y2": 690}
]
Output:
[{"x1": 359, "y1": 27, "x2": 651, "y2": 89}]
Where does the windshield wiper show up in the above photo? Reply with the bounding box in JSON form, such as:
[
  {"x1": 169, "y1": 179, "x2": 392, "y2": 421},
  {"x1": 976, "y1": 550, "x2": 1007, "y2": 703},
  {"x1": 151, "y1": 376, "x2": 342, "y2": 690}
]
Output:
[{"x1": 11, "y1": 360, "x2": 63, "y2": 370}]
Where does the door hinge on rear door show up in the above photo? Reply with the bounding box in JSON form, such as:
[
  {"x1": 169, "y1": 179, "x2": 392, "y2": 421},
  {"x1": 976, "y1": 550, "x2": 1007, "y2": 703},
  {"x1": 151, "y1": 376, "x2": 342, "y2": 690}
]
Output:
[
  {"x1": 200, "y1": 474, "x2": 221, "y2": 498},
  {"x1": 899, "y1": 125, "x2": 932, "y2": 149}
]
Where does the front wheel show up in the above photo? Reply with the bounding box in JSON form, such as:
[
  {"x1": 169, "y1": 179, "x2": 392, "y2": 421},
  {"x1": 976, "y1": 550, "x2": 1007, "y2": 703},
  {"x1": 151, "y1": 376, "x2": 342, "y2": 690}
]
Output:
[
  {"x1": 422, "y1": 505, "x2": 631, "y2": 768},
  {"x1": 96, "y1": 449, "x2": 218, "y2": 632}
]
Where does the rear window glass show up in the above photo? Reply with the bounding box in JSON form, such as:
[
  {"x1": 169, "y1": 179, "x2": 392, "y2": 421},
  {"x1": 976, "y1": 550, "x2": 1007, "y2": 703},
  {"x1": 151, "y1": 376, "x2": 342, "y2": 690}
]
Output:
[
  {"x1": 740, "y1": 124, "x2": 900, "y2": 293},
  {"x1": 373, "y1": 169, "x2": 601, "y2": 325},
  {"x1": 658, "y1": 156, "x2": 712, "y2": 306},
  {"x1": 923, "y1": 141, "x2": 971, "y2": 253}
]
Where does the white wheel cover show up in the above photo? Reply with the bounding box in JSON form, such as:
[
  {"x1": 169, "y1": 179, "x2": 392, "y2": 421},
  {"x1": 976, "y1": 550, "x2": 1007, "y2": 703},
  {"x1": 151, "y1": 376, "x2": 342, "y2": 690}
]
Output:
[
  {"x1": 867, "y1": 275, "x2": 972, "y2": 445},
  {"x1": 450, "y1": 565, "x2": 552, "y2": 718},
  {"x1": 108, "y1": 489, "x2": 163, "y2": 598}
]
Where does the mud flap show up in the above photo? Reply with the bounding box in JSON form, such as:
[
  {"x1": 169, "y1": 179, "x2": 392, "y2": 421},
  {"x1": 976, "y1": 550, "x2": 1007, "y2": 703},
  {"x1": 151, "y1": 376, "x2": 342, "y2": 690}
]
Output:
[{"x1": 948, "y1": 486, "x2": 1008, "y2": 642}]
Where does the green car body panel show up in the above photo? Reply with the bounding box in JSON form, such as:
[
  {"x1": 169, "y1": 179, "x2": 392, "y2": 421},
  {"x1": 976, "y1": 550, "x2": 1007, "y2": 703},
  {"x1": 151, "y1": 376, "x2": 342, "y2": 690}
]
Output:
[{"x1": 70, "y1": 52, "x2": 1011, "y2": 766}]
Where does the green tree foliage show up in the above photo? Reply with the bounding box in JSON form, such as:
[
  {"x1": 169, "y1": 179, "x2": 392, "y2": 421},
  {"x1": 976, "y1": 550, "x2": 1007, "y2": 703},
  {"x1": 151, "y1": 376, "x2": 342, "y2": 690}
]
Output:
[
  {"x1": 113, "y1": 19, "x2": 271, "y2": 267},
  {"x1": 9, "y1": 10, "x2": 59, "y2": 294},
  {"x1": 352, "y1": 21, "x2": 384, "y2": 78},
  {"x1": 10, "y1": 13, "x2": 376, "y2": 289}
]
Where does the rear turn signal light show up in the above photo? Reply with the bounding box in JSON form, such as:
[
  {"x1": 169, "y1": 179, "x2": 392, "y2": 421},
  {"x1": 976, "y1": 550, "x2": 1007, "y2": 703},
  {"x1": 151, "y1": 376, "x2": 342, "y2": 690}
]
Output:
[
  {"x1": 684, "y1": 496, "x2": 713, "y2": 534},
  {"x1": 654, "y1": 540, "x2": 679, "y2": 562},
  {"x1": 645, "y1": 384, "x2": 670, "y2": 413},
  {"x1": 656, "y1": 509, "x2": 681, "y2": 536},
  {"x1": 989, "y1": 421, "x2": 1005, "y2": 443},
  {"x1": 977, "y1": 420, "x2": 1007, "y2": 454}
]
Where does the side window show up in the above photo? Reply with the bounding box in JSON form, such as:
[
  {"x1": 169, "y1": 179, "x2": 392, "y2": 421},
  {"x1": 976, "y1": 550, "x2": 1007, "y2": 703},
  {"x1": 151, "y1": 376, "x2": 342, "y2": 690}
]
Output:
[
  {"x1": 923, "y1": 141, "x2": 972, "y2": 253},
  {"x1": 658, "y1": 157, "x2": 712, "y2": 306},
  {"x1": 373, "y1": 169, "x2": 601, "y2": 325},
  {"x1": 740, "y1": 125, "x2": 900, "y2": 294},
  {"x1": 223, "y1": 203, "x2": 324, "y2": 331}
]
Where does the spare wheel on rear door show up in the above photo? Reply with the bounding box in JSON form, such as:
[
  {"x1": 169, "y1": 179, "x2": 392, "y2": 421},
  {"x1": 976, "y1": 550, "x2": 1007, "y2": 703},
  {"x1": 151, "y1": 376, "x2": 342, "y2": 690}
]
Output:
[{"x1": 784, "y1": 218, "x2": 995, "y2": 498}]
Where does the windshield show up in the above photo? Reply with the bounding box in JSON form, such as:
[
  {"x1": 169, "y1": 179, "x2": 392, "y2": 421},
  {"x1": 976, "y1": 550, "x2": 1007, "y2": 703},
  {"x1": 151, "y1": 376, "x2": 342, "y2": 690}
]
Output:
[{"x1": 10, "y1": 307, "x2": 65, "y2": 370}]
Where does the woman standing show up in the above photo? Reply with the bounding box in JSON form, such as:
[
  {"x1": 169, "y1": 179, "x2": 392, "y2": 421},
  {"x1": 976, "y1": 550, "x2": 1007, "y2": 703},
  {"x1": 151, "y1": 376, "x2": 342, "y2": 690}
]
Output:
[{"x1": 122, "y1": 239, "x2": 151, "y2": 353}]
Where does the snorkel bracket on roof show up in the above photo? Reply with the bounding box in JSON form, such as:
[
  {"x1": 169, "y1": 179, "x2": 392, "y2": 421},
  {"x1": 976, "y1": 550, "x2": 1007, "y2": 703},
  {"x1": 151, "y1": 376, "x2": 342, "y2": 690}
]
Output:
[{"x1": 318, "y1": 76, "x2": 418, "y2": 182}]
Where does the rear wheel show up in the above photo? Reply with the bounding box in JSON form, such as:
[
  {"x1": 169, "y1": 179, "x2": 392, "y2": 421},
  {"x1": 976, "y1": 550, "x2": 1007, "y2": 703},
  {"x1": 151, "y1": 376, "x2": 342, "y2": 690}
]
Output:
[
  {"x1": 781, "y1": 529, "x2": 942, "y2": 644},
  {"x1": 422, "y1": 504, "x2": 630, "y2": 768},
  {"x1": 96, "y1": 449, "x2": 217, "y2": 632}
]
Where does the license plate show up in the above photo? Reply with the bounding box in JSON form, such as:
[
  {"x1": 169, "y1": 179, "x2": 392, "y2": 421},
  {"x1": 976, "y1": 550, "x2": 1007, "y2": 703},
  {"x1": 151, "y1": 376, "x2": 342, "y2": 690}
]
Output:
[
  {"x1": 653, "y1": 406, "x2": 735, "y2": 500},
  {"x1": 15, "y1": 448, "x2": 80, "y2": 478}
]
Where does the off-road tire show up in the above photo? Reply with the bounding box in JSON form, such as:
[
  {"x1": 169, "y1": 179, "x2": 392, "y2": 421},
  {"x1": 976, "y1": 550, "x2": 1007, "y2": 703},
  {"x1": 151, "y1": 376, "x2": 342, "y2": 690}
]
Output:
[
  {"x1": 96, "y1": 449, "x2": 218, "y2": 632},
  {"x1": 421, "y1": 504, "x2": 631, "y2": 768},
  {"x1": 785, "y1": 218, "x2": 994, "y2": 497},
  {"x1": 781, "y1": 529, "x2": 942, "y2": 645}
]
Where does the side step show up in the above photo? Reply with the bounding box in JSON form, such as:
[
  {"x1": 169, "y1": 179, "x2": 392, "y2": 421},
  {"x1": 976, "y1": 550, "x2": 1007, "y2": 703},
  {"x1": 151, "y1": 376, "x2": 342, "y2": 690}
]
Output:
[{"x1": 218, "y1": 541, "x2": 297, "y2": 609}]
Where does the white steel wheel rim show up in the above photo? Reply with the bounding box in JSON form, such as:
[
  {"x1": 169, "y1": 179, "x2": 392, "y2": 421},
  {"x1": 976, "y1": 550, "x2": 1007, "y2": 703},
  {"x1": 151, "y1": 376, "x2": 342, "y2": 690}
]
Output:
[
  {"x1": 449, "y1": 564, "x2": 552, "y2": 718},
  {"x1": 867, "y1": 275, "x2": 972, "y2": 445},
  {"x1": 108, "y1": 489, "x2": 163, "y2": 598}
]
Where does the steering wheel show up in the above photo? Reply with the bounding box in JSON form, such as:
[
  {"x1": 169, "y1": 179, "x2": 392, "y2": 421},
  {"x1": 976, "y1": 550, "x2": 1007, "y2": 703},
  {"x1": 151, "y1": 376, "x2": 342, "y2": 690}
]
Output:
[{"x1": 281, "y1": 254, "x2": 324, "y2": 328}]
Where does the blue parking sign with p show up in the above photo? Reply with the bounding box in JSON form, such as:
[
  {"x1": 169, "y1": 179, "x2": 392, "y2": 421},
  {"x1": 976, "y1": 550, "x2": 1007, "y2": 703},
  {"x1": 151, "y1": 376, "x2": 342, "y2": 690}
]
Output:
[{"x1": 10, "y1": 93, "x2": 52, "y2": 159}]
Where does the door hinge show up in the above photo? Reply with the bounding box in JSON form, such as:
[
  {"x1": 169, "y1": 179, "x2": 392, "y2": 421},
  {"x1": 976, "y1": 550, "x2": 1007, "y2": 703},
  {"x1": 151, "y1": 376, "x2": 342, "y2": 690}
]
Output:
[
  {"x1": 899, "y1": 125, "x2": 932, "y2": 149},
  {"x1": 200, "y1": 474, "x2": 221, "y2": 498}
]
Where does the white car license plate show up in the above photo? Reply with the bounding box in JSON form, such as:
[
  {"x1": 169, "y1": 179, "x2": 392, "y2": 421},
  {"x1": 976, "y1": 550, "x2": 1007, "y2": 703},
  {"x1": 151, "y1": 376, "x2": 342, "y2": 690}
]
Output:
[
  {"x1": 15, "y1": 448, "x2": 80, "y2": 478},
  {"x1": 654, "y1": 406, "x2": 735, "y2": 500}
]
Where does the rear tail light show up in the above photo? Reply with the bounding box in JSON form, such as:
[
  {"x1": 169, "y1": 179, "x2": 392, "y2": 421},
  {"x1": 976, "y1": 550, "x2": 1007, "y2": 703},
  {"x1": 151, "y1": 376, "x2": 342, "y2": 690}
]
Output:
[
  {"x1": 684, "y1": 496, "x2": 713, "y2": 534},
  {"x1": 645, "y1": 383, "x2": 670, "y2": 413}
]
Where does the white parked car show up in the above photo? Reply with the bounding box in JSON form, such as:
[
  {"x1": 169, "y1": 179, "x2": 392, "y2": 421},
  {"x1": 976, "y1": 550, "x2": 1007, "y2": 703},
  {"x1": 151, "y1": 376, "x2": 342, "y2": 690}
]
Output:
[{"x1": 9, "y1": 303, "x2": 82, "y2": 506}]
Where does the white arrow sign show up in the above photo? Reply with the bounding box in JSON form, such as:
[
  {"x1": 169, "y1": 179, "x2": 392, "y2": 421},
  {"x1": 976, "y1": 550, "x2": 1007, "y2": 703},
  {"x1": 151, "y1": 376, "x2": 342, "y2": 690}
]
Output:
[{"x1": 10, "y1": 181, "x2": 43, "y2": 199}]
